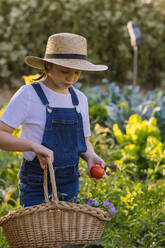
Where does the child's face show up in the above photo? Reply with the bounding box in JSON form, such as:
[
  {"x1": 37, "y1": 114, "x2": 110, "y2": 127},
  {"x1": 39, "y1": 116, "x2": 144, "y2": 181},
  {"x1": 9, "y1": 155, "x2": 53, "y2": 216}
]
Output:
[{"x1": 46, "y1": 63, "x2": 81, "y2": 93}]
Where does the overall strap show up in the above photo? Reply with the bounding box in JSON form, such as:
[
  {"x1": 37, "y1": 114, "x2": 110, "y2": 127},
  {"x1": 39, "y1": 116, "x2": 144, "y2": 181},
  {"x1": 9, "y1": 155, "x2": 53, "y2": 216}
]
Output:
[
  {"x1": 32, "y1": 83, "x2": 49, "y2": 105},
  {"x1": 69, "y1": 87, "x2": 79, "y2": 106}
]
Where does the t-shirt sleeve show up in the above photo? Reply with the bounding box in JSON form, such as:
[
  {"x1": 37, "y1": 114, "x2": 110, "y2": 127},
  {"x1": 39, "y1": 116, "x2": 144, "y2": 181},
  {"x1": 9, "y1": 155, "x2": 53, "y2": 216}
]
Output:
[
  {"x1": 82, "y1": 95, "x2": 91, "y2": 137},
  {"x1": 0, "y1": 85, "x2": 30, "y2": 129}
]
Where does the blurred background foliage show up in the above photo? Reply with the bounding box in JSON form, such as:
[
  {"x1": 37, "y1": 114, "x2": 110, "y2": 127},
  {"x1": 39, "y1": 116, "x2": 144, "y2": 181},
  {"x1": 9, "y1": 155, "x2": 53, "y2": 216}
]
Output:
[{"x1": 1, "y1": 0, "x2": 165, "y2": 89}]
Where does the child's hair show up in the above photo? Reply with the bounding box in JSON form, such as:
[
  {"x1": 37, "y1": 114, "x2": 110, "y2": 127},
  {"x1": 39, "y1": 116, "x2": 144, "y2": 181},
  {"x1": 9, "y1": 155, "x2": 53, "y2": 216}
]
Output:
[{"x1": 33, "y1": 62, "x2": 49, "y2": 81}]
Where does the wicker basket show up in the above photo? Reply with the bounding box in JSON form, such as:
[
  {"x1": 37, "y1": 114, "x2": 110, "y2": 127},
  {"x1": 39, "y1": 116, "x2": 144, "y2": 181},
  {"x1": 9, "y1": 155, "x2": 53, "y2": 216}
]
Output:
[{"x1": 0, "y1": 158, "x2": 110, "y2": 248}]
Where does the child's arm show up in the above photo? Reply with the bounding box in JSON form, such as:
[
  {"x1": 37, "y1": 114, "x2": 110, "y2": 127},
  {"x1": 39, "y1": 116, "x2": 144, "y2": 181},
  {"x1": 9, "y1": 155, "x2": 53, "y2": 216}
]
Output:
[
  {"x1": 80, "y1": 137, "x2": 106, "y2": 179},
  {"x1": 0, "y1": 121, "x2": 53, "y2": 169}
]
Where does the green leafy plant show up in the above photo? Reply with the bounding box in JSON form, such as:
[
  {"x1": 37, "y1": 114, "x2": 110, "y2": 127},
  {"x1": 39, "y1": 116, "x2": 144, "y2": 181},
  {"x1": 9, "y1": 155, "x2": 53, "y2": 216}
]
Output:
[
  {"x1": 89, "y1": 101, "x2": 108, "y2": 128},
  {"x1": 78, "y1": 159, "x2": 165, "y2": 248},
  {"x1": 113, "y1": 114, "x2": 165, "y2": 179}
]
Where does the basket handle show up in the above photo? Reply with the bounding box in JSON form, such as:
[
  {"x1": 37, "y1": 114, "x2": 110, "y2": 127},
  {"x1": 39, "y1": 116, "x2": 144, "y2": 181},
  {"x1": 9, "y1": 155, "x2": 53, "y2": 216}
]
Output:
[{"x1": 43, "y1": 157, "x2": 59, "y2": 203}]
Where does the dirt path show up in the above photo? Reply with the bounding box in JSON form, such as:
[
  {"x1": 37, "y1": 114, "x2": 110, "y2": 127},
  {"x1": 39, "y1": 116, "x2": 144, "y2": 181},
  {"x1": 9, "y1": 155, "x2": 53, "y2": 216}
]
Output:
[{"x1": 0, "y1": 89, "x2": 16, "y2": 105}]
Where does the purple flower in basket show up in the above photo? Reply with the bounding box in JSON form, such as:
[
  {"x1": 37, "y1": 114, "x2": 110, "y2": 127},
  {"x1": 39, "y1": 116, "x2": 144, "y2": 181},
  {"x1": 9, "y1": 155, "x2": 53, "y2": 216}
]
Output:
[
  {"x1": 87, "y1": 198, "x2": 99, "y2": 207},
  {"x1": 103, "y1": 200, "x2": 111, "y2": 208},
  {"x1": 109, "y1": 205, "x2": 118, "y2": 215}
]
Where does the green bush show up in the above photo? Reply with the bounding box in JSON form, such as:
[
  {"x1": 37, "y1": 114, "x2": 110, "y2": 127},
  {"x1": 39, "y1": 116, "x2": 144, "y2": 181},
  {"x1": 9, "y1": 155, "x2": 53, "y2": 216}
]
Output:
[
  {"x1": 86, "y1": 83, "x2": 165, "y2": 140},
  {"x1": 1, "y1": 0, "x2": 165, "y2": 88},
  {"x1": 0, "y1": 151, "x2": 21, "y2": 248}
]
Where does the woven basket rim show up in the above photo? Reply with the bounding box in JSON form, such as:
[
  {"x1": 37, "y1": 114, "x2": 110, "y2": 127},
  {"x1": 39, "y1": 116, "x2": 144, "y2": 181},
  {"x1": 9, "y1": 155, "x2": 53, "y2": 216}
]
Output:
[{"x1": 0, "y1": 201, "x2": 110, "y2": 226}]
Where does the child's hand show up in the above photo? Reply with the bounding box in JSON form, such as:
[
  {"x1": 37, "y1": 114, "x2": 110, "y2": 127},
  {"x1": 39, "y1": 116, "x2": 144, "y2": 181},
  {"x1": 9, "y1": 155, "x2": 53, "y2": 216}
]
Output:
[
  {"x1": 86, "y1": 155, "x2": 107, "y2": 182},
  {"x1": 31, "y1": 142, "x2": 54, "y2": 169}
]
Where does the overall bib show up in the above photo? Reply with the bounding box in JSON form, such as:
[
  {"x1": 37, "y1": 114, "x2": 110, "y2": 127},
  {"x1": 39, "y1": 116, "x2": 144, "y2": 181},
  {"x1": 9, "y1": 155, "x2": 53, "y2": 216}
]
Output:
[{"x1": 19, "y1": 83, "x2": 87, "y2": 207}]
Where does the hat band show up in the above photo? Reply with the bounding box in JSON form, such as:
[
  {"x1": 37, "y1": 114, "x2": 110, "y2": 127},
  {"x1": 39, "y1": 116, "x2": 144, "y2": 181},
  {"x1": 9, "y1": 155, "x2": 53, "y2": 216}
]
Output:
[{"x1": 45, "y1": 54, "x2": 87, "y2": 60}]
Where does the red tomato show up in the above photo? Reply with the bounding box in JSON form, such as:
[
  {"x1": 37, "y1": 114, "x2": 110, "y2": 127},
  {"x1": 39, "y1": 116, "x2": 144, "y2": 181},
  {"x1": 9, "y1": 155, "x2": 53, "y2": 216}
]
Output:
[{"x1": 90, "y1": 165, "x2": 105, "y2": 179}]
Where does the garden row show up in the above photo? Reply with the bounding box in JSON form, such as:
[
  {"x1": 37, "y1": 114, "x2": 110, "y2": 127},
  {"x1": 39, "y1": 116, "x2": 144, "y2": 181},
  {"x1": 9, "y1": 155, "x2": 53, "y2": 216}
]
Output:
[{"x1": 0, "y1": 80, "x2": 165, "y2": 247}]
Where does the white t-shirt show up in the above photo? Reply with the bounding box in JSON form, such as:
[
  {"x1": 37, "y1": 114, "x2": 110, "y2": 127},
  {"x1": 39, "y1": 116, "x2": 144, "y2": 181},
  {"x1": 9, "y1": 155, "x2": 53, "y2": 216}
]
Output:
[{"x1": 0, "y1": 82, "x2": 91, "y2": 161}]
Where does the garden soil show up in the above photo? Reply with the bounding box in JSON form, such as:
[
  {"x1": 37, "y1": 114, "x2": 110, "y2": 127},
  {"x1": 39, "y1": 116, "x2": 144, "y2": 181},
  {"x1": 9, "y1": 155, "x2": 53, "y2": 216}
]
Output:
[{"x1": 0, "y1": 89, "x2": 16, "y2": 105}]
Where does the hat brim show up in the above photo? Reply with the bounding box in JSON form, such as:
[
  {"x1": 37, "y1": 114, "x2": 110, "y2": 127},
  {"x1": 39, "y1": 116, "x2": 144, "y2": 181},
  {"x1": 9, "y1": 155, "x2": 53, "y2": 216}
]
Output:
[{"x1": 25, "y1": 56, "x2": 108, "y2": 71}]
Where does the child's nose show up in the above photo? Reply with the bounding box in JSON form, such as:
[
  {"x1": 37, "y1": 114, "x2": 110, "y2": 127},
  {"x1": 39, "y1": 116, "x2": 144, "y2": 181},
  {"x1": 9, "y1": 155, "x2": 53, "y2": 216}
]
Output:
[{"x1": 66, "y1": 73, "x2": 75, "y2": 82}]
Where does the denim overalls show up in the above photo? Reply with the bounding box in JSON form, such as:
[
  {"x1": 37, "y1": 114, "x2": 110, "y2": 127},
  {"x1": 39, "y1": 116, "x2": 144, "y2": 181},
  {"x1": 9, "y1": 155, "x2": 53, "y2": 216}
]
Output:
[{"x1": 19, "y1": 83, "x2": 87, "y2": 207}]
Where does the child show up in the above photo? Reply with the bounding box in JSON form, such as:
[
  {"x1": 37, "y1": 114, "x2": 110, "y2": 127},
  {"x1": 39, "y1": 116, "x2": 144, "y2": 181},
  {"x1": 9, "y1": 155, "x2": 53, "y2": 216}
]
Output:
[{"x1": 0, "y1": 33, "x2": 108, "y2": 207}]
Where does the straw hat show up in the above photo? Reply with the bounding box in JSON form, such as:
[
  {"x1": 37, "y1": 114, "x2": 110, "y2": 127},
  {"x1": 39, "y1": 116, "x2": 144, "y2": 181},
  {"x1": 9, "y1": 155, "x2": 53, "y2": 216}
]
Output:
[{"x1": 25, "y1": 33, "x2": 108, "y2": 71}]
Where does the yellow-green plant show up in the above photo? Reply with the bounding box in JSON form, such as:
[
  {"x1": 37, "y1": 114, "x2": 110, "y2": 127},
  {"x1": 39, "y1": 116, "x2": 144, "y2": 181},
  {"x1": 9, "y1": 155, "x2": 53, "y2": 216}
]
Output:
[
  {"x1": 23, "y1": 74, "x2": 40, "y2": 85},
  {"x1": 113, "y1": 114, "x2": 165, "y2": 179}
]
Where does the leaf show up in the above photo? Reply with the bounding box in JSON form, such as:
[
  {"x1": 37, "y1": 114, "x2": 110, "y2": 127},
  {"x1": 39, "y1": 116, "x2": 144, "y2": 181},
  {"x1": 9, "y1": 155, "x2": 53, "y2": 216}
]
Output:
[{"x1": 6, "y1": 190, "x2": 11, "y2": 202}]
